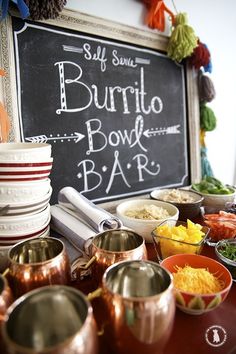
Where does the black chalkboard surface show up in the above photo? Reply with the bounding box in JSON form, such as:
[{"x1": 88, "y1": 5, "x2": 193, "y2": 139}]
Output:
[{"x1": 12, "y1": 15, "x2": 190, "y2": 204}]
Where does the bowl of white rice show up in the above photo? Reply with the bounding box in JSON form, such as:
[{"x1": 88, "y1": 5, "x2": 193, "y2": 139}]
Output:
[
  {"x1": 150, "y1": 188, "x2": 203, "y2": 221},
  {"x1": 116, "y1": 199, "x2": 179, "y2": 242}
]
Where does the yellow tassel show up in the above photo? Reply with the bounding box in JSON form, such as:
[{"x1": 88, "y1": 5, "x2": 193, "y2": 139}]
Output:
[
  {"x1": 167, "y1": 13, "x2": 198, "y2": 62},
  {"x1": 200, "y1": 129, "x2": 206, "y2": 148}
]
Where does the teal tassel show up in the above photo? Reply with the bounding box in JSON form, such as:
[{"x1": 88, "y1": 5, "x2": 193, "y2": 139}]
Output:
[{"x1": 201, "y1": 147, "x2": 214, "y2": 178}]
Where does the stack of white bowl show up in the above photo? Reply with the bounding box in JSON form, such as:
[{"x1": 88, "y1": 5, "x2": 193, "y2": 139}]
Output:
[{"x1": 0, "y1": 143, "x2": 53, "y2": 271}]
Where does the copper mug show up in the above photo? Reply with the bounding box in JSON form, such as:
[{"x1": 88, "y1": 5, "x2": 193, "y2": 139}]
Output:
[
  {"x1": 0, "y1": 275, "x2": 13, "y2": 323},
  {"x1": 0, "y1": 275, "x2": 14, "y2": 354},
  {"x1": 88, "y1": 260, "x2": 175, "y2": 354},
  {"x1": 1, "y1": 285, "x2": 99, "y2": 354},
  {"x1": 6, "y1": 237, "x2": 71, "y2": 298},
  {"x1": 81, "y1": 229, "x2": 147, "y2": 286}
]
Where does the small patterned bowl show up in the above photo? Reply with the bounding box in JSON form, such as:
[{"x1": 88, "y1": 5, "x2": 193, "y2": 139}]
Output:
[{"x1": 161, "y1": 254, "x2": 232, "y2": 315}]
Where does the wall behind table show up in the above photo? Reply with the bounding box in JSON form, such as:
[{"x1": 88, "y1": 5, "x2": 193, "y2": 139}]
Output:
[{"x1": 66, "y1": 0, "x2": 236, "y2": 186}]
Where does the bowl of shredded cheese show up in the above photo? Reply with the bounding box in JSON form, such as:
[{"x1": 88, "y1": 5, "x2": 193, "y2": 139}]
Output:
[
  {"x1": 161, "y1": 254, "x2": 232, "y2": 315},
  {"x1": 116, "y1": 199, "x2": 179, "y2": 242},
  {"x1": 150, "y1": 188, "x2": 203, "y2": 221}
]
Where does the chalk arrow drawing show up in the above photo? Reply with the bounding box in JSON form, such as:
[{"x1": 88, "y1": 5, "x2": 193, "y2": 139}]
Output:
[
  {"x1": 25, "y1": 132, "x2": 85, "y2": 143},
  {"x1": 143, "y1": 124, "x2": 181, "y2": 138}
]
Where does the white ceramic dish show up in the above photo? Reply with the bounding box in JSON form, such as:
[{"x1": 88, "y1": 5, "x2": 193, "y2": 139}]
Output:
[
  {"x1": 0, "y1": 143, "x2": 51, "y2": 162},
  {"x1": 0, "y1": 165, "x2": 52, "y2": 173},
  {"x1": 0, "y1": 187, "x2": 52, "y2": 216},
  {"x1": 0, "y1": 158, "x2": 53, "y2": 166},
  {"x1": 0, "y1": 224, "x2": 50, "y2": 245},
  {"x1": 193, "y1": 189, "x2": 236, "y2": 213},
  {"x1": 0, "y1": 205, "x2": 51, "y2": 236},
  {"x1": 116, "y1": 199, "x2": 179, "y2": 242},
  {"x1": 0, "y1": 179, "x2": 51, "y2": 203},
  {"x1": 0, "y1": 171, "x2": 52, "y2": 181}
]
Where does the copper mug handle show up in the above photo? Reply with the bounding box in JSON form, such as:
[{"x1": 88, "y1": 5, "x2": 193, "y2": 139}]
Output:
[{"x1": 86, "y1": 287, "x2": 105, "y2": 336}]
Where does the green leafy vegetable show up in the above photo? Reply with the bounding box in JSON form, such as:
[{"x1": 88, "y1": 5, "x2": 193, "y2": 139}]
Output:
[
  {"x1": 192, "y1": 177, "x2": 235, "y2": 195},
  {"x1": 219, "y1": 243, "x2": 236, "y2": 262}
]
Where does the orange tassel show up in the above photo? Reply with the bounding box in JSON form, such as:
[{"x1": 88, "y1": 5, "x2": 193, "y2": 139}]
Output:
[
  {"x1": 0, "y1": 68, "x2": 10, "y2": 142},
  {"x1": 146, "y1": 0, "x2": 175, "y2": 32},
  {"x1": 0, "y1": 69, "x2": 6, "y2": 77},
  {"x1": 0, "y1": 102, "x2": 10, "y2": 143}
]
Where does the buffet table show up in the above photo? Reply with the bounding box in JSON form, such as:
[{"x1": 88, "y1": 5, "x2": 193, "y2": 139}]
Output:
[{"x1": 75, "y1": 242, "x2": 236, "y2": 354}]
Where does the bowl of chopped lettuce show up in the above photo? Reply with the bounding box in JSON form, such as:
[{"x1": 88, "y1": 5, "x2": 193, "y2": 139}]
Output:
[
  {"x1": 215, "y1": 239, "x2": 236, "y2": 282},
  {"x1": 161, "y1": 253, "x2": 232, "y2": 315},
  {"x1": 192, "y1": 177, "x2": 235, "y2": 212}
]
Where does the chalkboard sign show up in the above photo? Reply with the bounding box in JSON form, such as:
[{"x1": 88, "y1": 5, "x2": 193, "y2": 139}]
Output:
[{"x1": 0, "y1": 10, "x2": 200, "y2": 204}]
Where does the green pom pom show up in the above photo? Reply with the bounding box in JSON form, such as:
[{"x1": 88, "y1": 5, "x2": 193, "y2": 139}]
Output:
[
  {"x1": 200, "y1": 103, "x2": 217, "y2": 131},
  {"x1": 167, "y1": 13, "x2": 198, "y2": 62}
]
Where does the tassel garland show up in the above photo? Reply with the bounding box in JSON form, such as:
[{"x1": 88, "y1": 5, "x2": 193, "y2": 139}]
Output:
[
  {"x1": 142, "y1": 0, "x2": 152, "y2": 7},
  {"x1": 0, "y1": 0, "x2": 29, "y2": 20},
  {"x1": 200, "y1": 130, "x2": 214, "y2": 178},
  {"x1": 146, "y1": 0, "x2": 175, "y2": 32},
  {"x1": 199, "y1": 73, "x2": 216, "y2": 103},
  {"x1": 202, "y1": 44, "x2": 212, "y2": 73},
  {"x1": 189, "y1": 40, "x2": 211, "y2": 70},
  {"x1": 0, "y1": 102, "x2": 11, "y2": 143},
  {"x1": 167, "y1": 13, "x2": 198, "y2": 62},
  {"x1": 200, "y1": 103, "x2": 217, "y2": 131},
  {"x1": 0, "y1": 69, "x2": 10, "y2": 142},
  {"x1": 25, "y1": 0, "x2": 67, "y2": 20},
  {"x1": 201, "y1": 146, "x2": 214, "y2": 178}
]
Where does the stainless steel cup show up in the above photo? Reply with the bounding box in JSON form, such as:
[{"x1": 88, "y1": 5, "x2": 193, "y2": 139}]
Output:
[
  {"x1": 100, "y1": 260, "x2": 175, "y2": 354},
  {"x1": 7, "y1": 237, "x2": 71, "y2": 298},
  {"x1": 1, "y1": 285, "x2": 99, "y2": 354}
]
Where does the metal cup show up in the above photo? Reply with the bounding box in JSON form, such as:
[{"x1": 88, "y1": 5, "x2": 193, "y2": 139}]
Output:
[
  {"x1": 101, "y1": 260, "x2": 175, "y2": 354},
  {"x1": 0, "y1": 275, "x2": 13, "y2": 353},
  {"x1": 6, "y1": 237, "x2": 71, "y2": 298},
  {"x1": 0, "y1": 275, "x2": 13, "y2": 323},
  {"x1": 1, "y1": 285, "x2": 99, "y2": 354},
  {"x1": 83, "y1": 229, "x2": 147, "y2": 285}
]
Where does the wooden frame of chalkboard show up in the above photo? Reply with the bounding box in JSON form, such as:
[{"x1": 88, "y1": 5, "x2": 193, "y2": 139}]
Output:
[{"x1": 0, "y1": 9, "x2": 200, "y2": 206}]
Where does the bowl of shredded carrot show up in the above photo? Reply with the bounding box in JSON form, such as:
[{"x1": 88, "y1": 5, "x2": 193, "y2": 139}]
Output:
[
  {"x1": 204, "y1": 211, "x2": 236, "y2": 245},
  {"x1": 161, "y1": 254, "x2": 232, "y2": 315}
]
